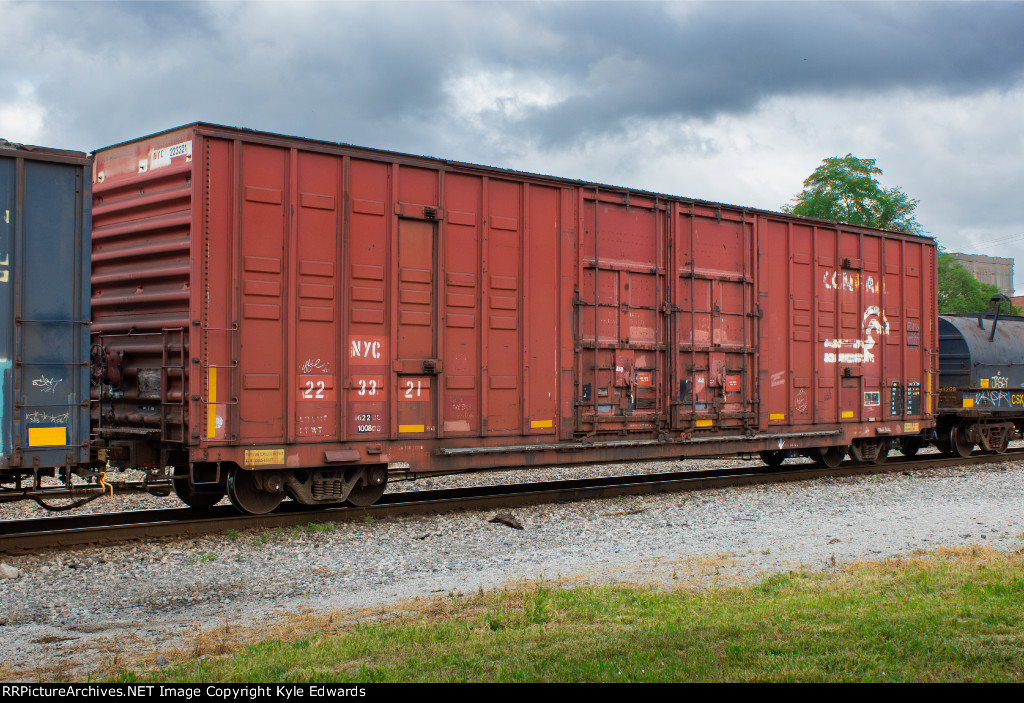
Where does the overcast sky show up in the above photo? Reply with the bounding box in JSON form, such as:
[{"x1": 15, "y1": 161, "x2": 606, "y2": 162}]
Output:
[{"x1": 2, "y1": 0, "x2": 1022, "y2": 293}]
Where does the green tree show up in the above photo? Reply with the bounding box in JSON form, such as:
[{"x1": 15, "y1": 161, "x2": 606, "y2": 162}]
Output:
[
  {"x1": 782, "y1": 154, "x2": 924, "y2": 235},
  {"x1": 937, "y1": 251, "x2": 1020, "y2": 314}
]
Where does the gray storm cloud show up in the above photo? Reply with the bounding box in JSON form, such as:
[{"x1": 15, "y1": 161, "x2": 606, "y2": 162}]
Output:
[
  {"x1": 4, "y1": 2, "x2": 1023, "y2": 150},
  {"x1": 2, "y1": 1, "x2": 1022, "y2": 290}
]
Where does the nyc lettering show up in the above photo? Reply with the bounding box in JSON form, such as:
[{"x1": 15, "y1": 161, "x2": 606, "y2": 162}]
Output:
[
  {"x1": 350, "y1": 339, "x2": 382, "y2": 360},
  {"x1": 149, "y1": 141, "x2": 192, "y2": 170}
]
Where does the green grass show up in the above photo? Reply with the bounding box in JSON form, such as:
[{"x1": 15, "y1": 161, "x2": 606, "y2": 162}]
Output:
[{"x1": 112, "y1": 546, "x2": 1024, "y2": 683}]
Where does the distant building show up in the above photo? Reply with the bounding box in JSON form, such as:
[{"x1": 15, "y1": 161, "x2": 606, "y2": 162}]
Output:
[
  {"x1": 949, "y1": 253, "x2": 1015, "y2": 296},
  {"x1": 1010, "y1": 295, "x2": 1024, "y2": 312}
]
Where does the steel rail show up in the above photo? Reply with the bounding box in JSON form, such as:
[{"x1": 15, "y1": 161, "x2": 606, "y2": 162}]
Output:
[{"x1": 1, "y1": 449, "x2": 1021, "y2": 553}]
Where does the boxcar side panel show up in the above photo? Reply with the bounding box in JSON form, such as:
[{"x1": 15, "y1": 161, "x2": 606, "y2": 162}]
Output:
[
  {"x1": 199, "y1": 134, "x2": 236, "y2": 447},
  {"x1": 0, "y1": 155, "x2": 13, "y2": 463},
  {"x1": 524, "y1": 183, "x2": 560, "y2": 436},
  {"x1": 758, "y1": 217, "x2": 796, "y2": 427},
  {"x1": 89, "y1": 123, "x2": 940, "y2": 488},
  {"x1": 292, "y1": 149, "x2": 341, "y2": 442},
  {"x1": 0, "y1": 146, "x2": 91, "y2": 470},
  {"x1": 235, "y1": 142, "x2": 288, "y2": 442},
  {"x1": 346, "y1": 157, "x2": 391, "y2": 444},
  {"x1": 673, "y1": 206, "x2": 757, "y2": 434},
  {"x1": 757, "y1": 216, "x2": 935, "y2": 442},
  {"x1": 577, "y1": 191, "x2": 667, "y2": 433},
  {"x1": 440, "y1": 172, "x2": 482, "y2": 436},
  {"x1": 484, "y1": 177, "x2": 523, "y2": 435},
  {"x1": 393, "y1": 165, "x2": 440, "y2": 439}
]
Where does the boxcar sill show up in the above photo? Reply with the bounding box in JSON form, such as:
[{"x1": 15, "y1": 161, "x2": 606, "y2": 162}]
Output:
[{"x1": 436, "y1": 430, "x2": 841, "y2": 455}]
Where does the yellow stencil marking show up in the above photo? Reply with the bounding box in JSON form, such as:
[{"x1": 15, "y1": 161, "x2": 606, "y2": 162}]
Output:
[
  {"x1": 963, "y1": 398, "x2": 974, "y2": 408},
  {"x1": 207, "y1": 367, "x2": 217, "y2": 438},
  {"x1": 695, "y1": 419, "x2": 713, "y2": 427},
  {"x1": 244, "y1": 448, "x2": 285, "y2": 466},
  {"x1": 29, "y1": 426, "x2": 66, "y2": 446},
  {"x1": 769, "y1": 413, "x2": 785, "y2": 420},
  {"x1": 530, "y1": 419, "x2": 553, "y2": 428},
  {"x1": 842, "y1": 411, "x2": 854, "y2": 418},
  {"x1": 399, "y1": 424, "x2": 425, "y2": 433}
]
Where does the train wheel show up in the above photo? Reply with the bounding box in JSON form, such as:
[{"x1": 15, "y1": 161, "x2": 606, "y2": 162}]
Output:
[
  {"x1": 344, "y1": 466, "x2": 388, "y2": 507},
  {"x1": 172, "y1": 466, "x2": 224, "y2": 508},
  {"x1": 759, "y1": 450, "x2": 786, "y2": 468},
  {"x1": 897, "y1": 437, "x2": 922, "y2": 457},
  {"x1": 934, "y1": 428, "x2": 954, "y2": 455},
  {"x1": 951, "y1": 423, "x2": 975, "y2": 458},
  {"x1": 872, "y1": 446, "x2": 888, "y2": 465},
  {"x1": 227, "y1": 468, "x2": 284, "y2": 514},
  {"x1": 994, "y1": 428, "x2": 1010, "y2": 454},
  {"x1": 814, "y1": 445, "x2": 846, "y2": 468}
]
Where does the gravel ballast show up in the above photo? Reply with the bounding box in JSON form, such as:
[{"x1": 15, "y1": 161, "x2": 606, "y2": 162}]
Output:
[{"x1": 1, "y1": 456, "x2": 1023, "y2": 681}]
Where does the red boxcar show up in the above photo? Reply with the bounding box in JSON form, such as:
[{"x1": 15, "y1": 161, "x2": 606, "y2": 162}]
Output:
[{"x1": 90, "y1": 124, "x2": 937, "y2": 512}]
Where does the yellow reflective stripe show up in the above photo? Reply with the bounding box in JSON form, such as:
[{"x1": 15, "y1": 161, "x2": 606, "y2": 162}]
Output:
[{"x1": 207, "y1": 367, "x2": 217, "y2": 438}]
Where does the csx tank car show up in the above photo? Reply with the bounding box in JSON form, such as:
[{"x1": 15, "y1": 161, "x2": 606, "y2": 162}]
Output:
[
  {"x1": 83, "y1": 123, "x2": 938, "y2": 513},
  {"x1": 936, "y1": 308, "x2": 1024, "y2": 456}
]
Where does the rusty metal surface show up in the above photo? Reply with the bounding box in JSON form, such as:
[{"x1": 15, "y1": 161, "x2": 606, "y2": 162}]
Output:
[
  {"x1": 90, "y1": 127, "x2": 194, "y2": 455},
  {"x1": 88, "y1": 123, "x2": 938, "y2": 485}
]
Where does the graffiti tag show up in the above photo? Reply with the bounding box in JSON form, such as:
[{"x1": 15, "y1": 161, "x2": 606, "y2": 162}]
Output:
[{"x1": 31, "y1": 375, "x2": 62, "y2": 393}]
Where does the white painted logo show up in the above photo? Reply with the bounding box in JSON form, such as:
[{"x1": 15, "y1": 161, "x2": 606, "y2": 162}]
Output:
[
  {"x1": 823, "y1": 306, "x2": 890, "y2": 364},
  {"x1": 822, "y1": 270, "x2": 878, "y2": 294}
]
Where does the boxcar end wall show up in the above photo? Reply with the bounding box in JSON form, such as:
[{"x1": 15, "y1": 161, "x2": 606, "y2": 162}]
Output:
[{"x1": 0, "y1": 143, "x2": 91, "y2": 475}]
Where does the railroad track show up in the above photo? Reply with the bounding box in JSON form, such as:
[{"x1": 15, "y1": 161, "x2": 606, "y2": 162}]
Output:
[{"x1": 2, "y1": 449, "x2": 1021, "y2": 553}]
